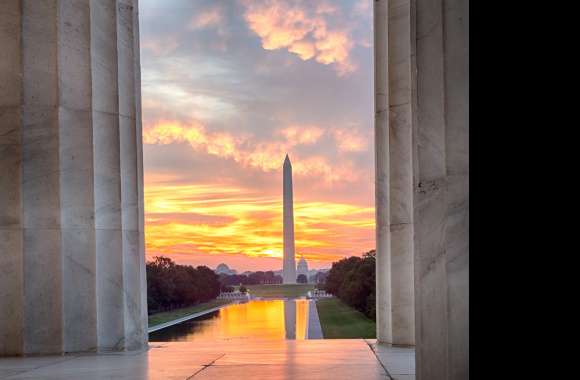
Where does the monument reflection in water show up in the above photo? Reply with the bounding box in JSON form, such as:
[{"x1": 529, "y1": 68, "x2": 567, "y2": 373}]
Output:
[{"x1": 149, "y1": 300, "x2": 310, "y2": 342}]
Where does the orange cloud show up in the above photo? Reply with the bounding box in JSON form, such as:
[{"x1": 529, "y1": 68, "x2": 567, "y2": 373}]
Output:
[
  {"x1": 288, "y1": 40, "x2": 316, "y2": 60},
  {"x1": 144, "y1": 178, "x2": 374, "y2": 265},
  {"x1": 314, "y1": 30, "x2": 355, "y2": 75},
  {"x1": 279, "y1": 125, "x2": 324, "y2": 145},
  {"x1": 333, "y1": 128, "x2": 368, "y2": 152},
  {"x1": 143, "y1": 121, "x2": 241, "y2": 162},
  {"x1": 241, "y1": 0, "x2": 356, "y2": 75},
  {"x1": 292, "y1": 156, "x2": 359, "y2": 183},
  {"x1": 144, "y1": 121, "x2": 359, "y2": 184}
]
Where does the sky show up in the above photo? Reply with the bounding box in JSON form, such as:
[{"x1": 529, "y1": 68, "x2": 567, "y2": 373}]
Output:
[{"x1": 139, "y1": 0, "x2": 374, "y2": 272}]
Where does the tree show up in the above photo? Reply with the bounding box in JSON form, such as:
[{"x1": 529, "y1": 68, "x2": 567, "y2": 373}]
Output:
[
  {"x1": 325, "y1": 256, "x2": 361, "y2": 296},
  {"x1": 239, "y1": 285, "x2": 248, "y2": 293},
  {"x1": 146, "y1": 256, "x2": 221, "y2": 314},
  {"x1": 194, "y1": 265, "x2": 221, "y2": 301},
  {"x1": 146, "y1": 256, "x2": 177, "y2": 311},
  {"x1": 314, "y1": 271, "x2": 327, "y2": 284},
  {"x1": 264, "y1": 271, "x2": 276, "y2": 284},
  {"x1": 324, "y1": 250, "x2": 376, "y2": 320},
  {"x1": 248, "y1": 271, "x2": 266, "y2": 284},
  {"x1": 220, "y1": 274, "x2": 252, "y2": 286},
  {"x1": 296, "y1": 274, "x2": 308, "y2": 283}
]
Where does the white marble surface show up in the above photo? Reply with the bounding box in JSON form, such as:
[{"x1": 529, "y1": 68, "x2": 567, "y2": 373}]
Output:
[
  {"x1": 0, "y1": 0, "x2": 147, "y2": 355},
  {"x1": 374, "y1": 0, "x2": 415, "y2": 346},
  {"x1": 307, "y1": 300, "x2": 323, "y2": 339},
  {"x1": 96, "y1": 229, "x2": 126, "y2": 350},
  {"x1": 443, "y1": 0, "x2": 469, "y2": 378},
  {"x1": 0, "y1": 340, "x2": 389, "y2": 380},
  {"x1": 0, "y1": 0, "x2": 23, "y2": 357},
  {"x1": 415, "y1": 0, "x2": 469, "y2": 377},
  {"x1": 373, "y1": 0, "x2": 391, "y2": 345},
  {"x1": 374, "y1": 0, "x2": 468, "y2": 377},
  {"x1": 368, "y1": 340, "x2": 416, "y2": 380}
]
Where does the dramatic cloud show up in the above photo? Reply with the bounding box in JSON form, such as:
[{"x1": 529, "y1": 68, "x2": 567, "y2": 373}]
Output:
[
  {"x1": 139, "y1": 0, "x2": 374, "y2": 271},
  {"x1": 332, "y1": 128, "x2": 368, "y2": 152},
  {"x1": 143, "y1": 121, "x2": 360, "y2": 183},
  {"x1": 279, "y1": 126, "x2": 324, "y2": 145},
  {"x1": 240, "y1": 0, "x2": 357, "y2": 75},
  {"x1": 145, "y1": 179, "x2": 374, "y2": 267}
]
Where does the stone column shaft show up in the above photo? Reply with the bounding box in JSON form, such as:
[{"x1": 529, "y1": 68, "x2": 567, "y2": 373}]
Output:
[
  {"x1": 374, "y1": 0, "x2": 468, "y2": 378},
  {"x1": 413, "y1": 0, "x2": 469, "y2": 377},
  {"x1": 0, "y1": 0, "x2": 147, "y2": 356},
  {"x1": 0, "y1": 0, "x2": 24, "y2": 356},
  {"x1": 374, "y1": 0, "x2": 415, "y2": 346}
]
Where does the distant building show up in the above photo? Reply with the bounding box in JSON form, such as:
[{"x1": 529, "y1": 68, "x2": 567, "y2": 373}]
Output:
[
  {"x1": 215, "y1": 263, "x2": 236, "y2": 276},
  {"x1": 296, "y1": 255, "x2": 309, "y2": 282}
]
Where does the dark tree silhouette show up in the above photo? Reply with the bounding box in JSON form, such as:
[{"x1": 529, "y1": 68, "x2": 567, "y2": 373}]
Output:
[
  {"x1": 296, "y1": 274, "x2": 308, "y2": 283},
  {"x1": 324, "y1": 250, "x2": 376, "y2": 320},
  {"x1": 218, "y1": 271, "x2": 283, "y2": 286},
  {"x1": 146, "y1": 256, "x2": 221, "y2": 314}
]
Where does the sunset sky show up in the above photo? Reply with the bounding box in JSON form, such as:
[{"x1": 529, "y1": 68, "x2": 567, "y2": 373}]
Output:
[{"x1": 139, "y1": 0, "x2": 374, "y2": 272}]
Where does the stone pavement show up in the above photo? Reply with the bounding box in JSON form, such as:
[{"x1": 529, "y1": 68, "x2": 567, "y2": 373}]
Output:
[
  {"x1": 307, "y1": 300, "x2": 324, "y2": 339},
  {"x1": 367, "y1": 340, "x2": 416, "y2": 380},
  {"x1": 0, "y1": 339, "x2": 407, "y2": 380}
]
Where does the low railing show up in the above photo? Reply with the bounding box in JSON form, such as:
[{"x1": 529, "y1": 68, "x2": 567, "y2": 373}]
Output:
[
  {"x1": 217, "y1": 291, "x2": 251, "y2": 300},
  {"x1": 307, "y1": 290, "x2": 333, "y2": 299}
]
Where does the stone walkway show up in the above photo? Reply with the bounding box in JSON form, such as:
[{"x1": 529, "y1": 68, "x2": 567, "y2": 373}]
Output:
[
  {"x1": 0, "y1": 340, "x2": 398, "y2": 380},
  {"x1": 367, "y1": 340, "x2": 416, "y2": 380},
  {"x1": 307, "y1": 300, "x2": 324, "y2": 339}
]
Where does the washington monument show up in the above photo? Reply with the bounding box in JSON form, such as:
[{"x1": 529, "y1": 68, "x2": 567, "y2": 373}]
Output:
[{"x1": 282, "y1": 154, "x2": 296, "y2": 284}]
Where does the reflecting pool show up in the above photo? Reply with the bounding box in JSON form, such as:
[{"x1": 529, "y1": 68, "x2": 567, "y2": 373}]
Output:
[{"x1": 149, "y1": 299, "x2": 310, "y2": 342}]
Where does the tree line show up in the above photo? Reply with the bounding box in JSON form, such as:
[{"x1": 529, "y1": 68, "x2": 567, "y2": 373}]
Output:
[
  {"x1": 146, "y1": 256, "x2": 221, "y2": 314},
  {"x1": 323, "y1": 250, "x2": 376, "y2": 320},
  {"x1": 218, "y1": 271, "x2": 283, "y2": 288}
]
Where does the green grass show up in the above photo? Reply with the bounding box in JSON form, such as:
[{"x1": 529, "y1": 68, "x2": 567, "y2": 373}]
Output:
[
  {"x1": 245, "y1": 284, "x2": 315, "y2": 298},
  {"x1": 316, "y1": 298, "x2": 376, "y2": 339},
  {"x1": 148, "y1": 299, "x2": 231, "y2": 327}
]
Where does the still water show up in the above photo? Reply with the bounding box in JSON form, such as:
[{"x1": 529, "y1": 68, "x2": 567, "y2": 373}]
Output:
[{"x1": 149, "y1": 299, "x2": 310, "y2": 342}]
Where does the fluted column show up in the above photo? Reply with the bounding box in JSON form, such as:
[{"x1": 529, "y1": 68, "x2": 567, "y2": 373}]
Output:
[
  {"x1": 374, "y1": 0, "x2": 415, "y2": 346},
  {"x1": 0, "y1": 0, "x2": 147, "y2": 356},
  {"x1": 374, "y1": 0, "x2": 468, "y2": 378},
  {"x1": 0, "y1": 0, "x2": 24, "y2": 356}
]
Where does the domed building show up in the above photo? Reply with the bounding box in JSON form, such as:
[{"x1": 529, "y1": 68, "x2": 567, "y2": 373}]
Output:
[
  {"x1": 296, "y1": 255, "x2": 309, "y2": 282},
  {"x1": 215, "y1": 263, "x2": 235, "y2": 275}
]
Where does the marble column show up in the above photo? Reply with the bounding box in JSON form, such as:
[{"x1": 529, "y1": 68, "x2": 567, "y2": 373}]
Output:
[
  {"x1": 0, "y1": 0, "x2": 147, "y2": 356},
  {"x1": 413, "y1": 0, "x2": 469, "y2": 377},
  {"x1": 374, "y1": 0, "x2": 416, "y2": 346},
  {"x1": 374, "y1": 0, "x2": 469, "y2": 379}
]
